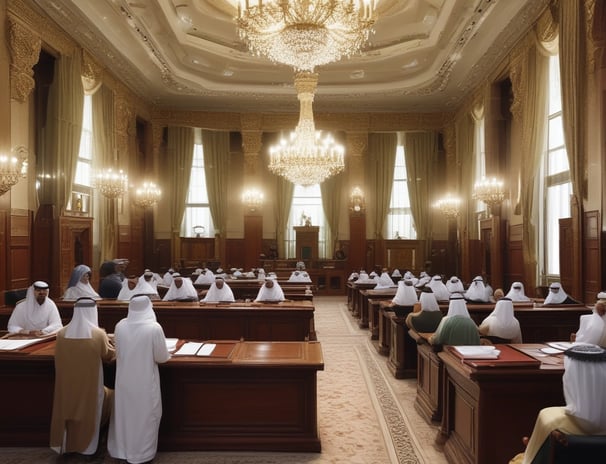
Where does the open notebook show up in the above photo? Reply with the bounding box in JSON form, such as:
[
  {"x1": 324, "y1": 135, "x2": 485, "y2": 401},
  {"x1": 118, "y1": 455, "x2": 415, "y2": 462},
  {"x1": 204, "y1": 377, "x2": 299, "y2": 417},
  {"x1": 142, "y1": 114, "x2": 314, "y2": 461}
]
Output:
[{"x1": 173, "y1": 342, "x2": 217, "y2": 356}]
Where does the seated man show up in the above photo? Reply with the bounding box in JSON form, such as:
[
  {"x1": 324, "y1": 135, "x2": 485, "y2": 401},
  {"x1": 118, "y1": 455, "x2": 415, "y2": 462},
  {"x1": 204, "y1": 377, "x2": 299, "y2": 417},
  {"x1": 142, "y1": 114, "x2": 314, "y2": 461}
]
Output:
[
  {"x1": 201, "y1": 277, "x2": 235, "y2": 303},
  {"x1": 406, "y1": 286, "x2": 443, "y2": 333},
  {"x1": 255, "y1": 277, "x2": 285, "y2": 302},
  {"x1": 429, "y1": 293, "x2": 480, "y2": 346},
  {"x1": 464, "y1": 276, "x2": 491, "y2": 303},
  {"x1": 478, "y1": 297, "x2": 523, "y2": 343},
  {"x1": 573, "y1": 292, "x2": 606, "y2": 346},
  {"x1": 505, "y1": 282, "x2": 532, "y2": 302},
  {"x1": 117, "y1": 277, "x2": 159, "y2": 301},
  {"x1": 542, "y1": 282, "x2": 581, "y2": 305},
  {"x1": 98, "y1": 261, "x2": 123, "y2": 299},
  {"x1": 509, "y1": 344, "x2": 606, "y2": 464},
  {"x1": 162, "y1": 273, "x2": 198, "y2": 301},
  {"x1": 7, "y1": 281, "x2": 62, "y2": 336}
]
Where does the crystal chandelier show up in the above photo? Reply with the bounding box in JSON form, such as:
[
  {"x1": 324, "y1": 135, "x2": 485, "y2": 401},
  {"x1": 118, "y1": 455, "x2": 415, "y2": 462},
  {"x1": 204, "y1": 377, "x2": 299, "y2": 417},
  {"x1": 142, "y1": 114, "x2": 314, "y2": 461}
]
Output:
[
  {"x1": 0, "y1": 153, "x2": 27, "y2": 196},
  {"x1": 268, "y1": 72, "x2": 345, "y2": 186},
  {"x1": 472, "y1": 177, "x2": 505, "y2": 210},
  {"x1": 242, "y1": 188, "x2": 264, "y2": 212},
  {"x1": 434, "y1": 194, "x2": 461, "y2": 219},
  {"x1": 134, "y1": 181, "x2": 162, "y2": 207},
  {"x1": 94, "y1": 168, "x2": 128, "y2": 199},
  {"x1": 236, "y1": 0, "x2": 378, "y2": 71}
]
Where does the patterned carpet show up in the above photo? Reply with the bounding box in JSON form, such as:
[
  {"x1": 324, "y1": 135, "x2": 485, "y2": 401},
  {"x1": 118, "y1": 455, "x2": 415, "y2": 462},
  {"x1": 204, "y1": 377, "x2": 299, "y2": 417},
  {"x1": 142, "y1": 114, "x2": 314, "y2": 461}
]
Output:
[{"x1": 0, "y1": 296, "x2": 447, "y2": 464}]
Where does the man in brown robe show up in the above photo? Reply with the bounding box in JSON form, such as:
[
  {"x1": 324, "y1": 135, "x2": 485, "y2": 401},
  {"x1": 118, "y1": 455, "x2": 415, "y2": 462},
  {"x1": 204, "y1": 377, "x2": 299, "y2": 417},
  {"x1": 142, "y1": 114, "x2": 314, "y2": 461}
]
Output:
[{"x1": 50, "y1": 298, "x2": 115, "y2": 456}]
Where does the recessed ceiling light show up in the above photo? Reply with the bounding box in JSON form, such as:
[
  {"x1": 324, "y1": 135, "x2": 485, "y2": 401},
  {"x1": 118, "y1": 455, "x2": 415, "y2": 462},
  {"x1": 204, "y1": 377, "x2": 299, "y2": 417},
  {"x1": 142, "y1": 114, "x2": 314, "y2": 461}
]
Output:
[
  {"x1": 350, "y1": 70, "x2": 365, "y2": 79},
  {"x1": 223, "y1": 69, "x2": 234, "y2": 77}
]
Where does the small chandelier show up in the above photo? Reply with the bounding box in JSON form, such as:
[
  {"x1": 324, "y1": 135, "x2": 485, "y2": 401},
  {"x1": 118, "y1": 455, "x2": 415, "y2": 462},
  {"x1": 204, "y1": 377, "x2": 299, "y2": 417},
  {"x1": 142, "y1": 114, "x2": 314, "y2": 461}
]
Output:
[
  {"x1": 236, "y1": 0, "x2": 378, "y2": 71},
  {"x1": 472, "y1": 177, "x2": 505, "y2": 210},
  {"x1": 242, "y1": 188, "x2": 264, "y2": 212},
  {"x1": 94, "y1": 168, "x2": 128, "y2": 199},
  {"x1": 134, "y1": 181, "x2": 162, "y2": 207},
  {"x1": 268, "y1": 72, "x2": 344, "y2": 186},
  {"x1": 0, "y1": 153, "x2": 27, "y2": 196},
  {"x1": 350, "y1": 186, "x2": 365, "y2": 212},
  {"x1": 434, "y1": 194, "x2": 461, "y2": 219}
]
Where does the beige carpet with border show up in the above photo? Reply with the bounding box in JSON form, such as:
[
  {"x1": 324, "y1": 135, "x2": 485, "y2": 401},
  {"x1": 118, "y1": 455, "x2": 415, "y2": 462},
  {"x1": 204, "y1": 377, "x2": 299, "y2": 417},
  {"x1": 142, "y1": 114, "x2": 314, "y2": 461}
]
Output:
[{"x1": 0, "y1": 296, "x2": 447, "y2": 464}]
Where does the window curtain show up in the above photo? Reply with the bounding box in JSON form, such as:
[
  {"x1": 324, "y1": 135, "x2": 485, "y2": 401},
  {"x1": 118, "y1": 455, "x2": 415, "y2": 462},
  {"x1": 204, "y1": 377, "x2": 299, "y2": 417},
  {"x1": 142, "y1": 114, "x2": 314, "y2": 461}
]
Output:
[
  {"x1": 274, "y1": 176, "x2": 294, "y2": 259},
  {"x1": 558, "y1": 0, "x2": 586, "y2": 203},
  {"x1": 403, "y1": 131, "x2": 438, "y2": 247},
  {"x1": 167, "y1": 126, "x2": 194, "y2": 260},
  {"x1": 201, "y1": 130, "x2": 230, "y2": 239},
  {"x1": 320, "y1": 172, "x2": 343, "y2": 259},
  {"x1": 455, "y1": 113, "x2": 476, "y2": 240},
  {"x1": 92, "y1": 84, "x2": 117, "y2": 261},
  {"x1": 367, "y1": 133, "x2": 397, "y2": 239},
  {"x1": 39, "y1": 52, "x2": 84, "y2": 213}
]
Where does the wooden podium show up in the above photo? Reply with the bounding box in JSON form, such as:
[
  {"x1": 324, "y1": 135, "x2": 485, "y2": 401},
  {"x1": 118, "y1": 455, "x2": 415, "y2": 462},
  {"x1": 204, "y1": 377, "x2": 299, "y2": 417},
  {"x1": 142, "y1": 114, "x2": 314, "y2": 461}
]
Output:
[{"x1": 294, "y1": 226, "x2": 319, "y2": 261}]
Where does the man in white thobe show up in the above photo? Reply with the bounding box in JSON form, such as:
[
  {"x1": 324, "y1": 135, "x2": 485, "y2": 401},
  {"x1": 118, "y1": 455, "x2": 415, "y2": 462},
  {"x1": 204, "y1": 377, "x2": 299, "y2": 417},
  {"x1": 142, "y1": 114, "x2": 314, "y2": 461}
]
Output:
[
  {"x1": 255, "y1": 277, "x2": 285, "y2": 302},
  {"x1": 108, "y1": 295, "x2": 170, "y2": 464},
  {"x1": 162, "y1": 273, "x2": 198, "y2": 301},
  {"x1": 8, "y1": 281, "x2": 62, "y2": 335},
  {"x1": 201, "y1": 277, "x2": 235, "y2": 302}
]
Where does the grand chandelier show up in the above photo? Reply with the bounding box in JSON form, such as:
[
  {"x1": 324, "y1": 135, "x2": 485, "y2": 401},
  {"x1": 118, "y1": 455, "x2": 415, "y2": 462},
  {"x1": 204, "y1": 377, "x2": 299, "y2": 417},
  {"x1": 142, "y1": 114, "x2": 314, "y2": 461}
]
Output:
[
  {"x1": 0, "y1": 153, "x2": 27, "y2": 196},
  {"x1": 236, "y1": 0, "x2": 379, "y2": 71},
  {"x1": 94, "y1": 168, "x2": 128, "y2": 199},
  {"x1": 472, "y1": 177, "x2": 505, "y2": 210},
  {"x1": 433, "y1": 194, "x2": 461, "y2": 220},
  {"x1": 134, "y1": 181, "x2": 162, "y2": 207},
  {"x1": 268, "y1": 72, "x2": 344, "y2": 186}
]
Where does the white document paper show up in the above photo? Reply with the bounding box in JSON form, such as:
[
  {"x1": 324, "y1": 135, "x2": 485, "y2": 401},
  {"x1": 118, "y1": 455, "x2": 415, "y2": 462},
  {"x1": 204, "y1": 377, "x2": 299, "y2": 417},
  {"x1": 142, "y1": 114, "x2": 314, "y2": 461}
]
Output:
[
  {"x1": 0, "y1": 338, "x2": 47, "y2": 351},
  {"x1": 173, "y1": 341, "x2": 203, "y2": 356},
  {"x1": 197, "y1": 343, "x2": 216, "y2": 356},
  {"x1": 165, "y1": 338, "x2": 179, "y2": 351},
  {"x1": 547, "y1": 341, "x2": 575, "y2": 351},
  {"x1": 453, "y1": 345, "x2": 501, "y2": 359}
]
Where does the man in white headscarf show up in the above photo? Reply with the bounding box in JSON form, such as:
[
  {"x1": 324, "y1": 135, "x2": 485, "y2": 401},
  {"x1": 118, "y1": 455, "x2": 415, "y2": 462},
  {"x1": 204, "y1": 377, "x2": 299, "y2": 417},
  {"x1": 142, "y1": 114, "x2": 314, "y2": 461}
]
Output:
[
  {"x1": 406, "y1": 287, "x2": 443, "y2": 333},
  {"x1": 63, "y1": 265, "x2": 100, "y2": 300},
  {"x1": 478, "y1": 297, "x2": 522, "y2": 343},
  {"x1": 509, "y1": 344, "x2": 606, "y2": 464},
  {"x1": 108, "y1": 295, "x2": 170, "y2": 464},
  {"x1": 255, "y1": 277, "x2": 285, "y2": 302},
  {"x1": 7, "y1": 281, "x2": 62, "y2": 336},
  {"x1": 427, "y1": 275, "x2": 450, "y2": 302},
  {"x1": 464, "y1": 276, "x2": 490, "y2": 303},
  {"x1": 139, "y1": 269, "x2": 160, "y2": 292},
  {"x1": 162, "y1": 273, "x2": 198, "y2": 301},
  {"x1": 50, "y1": 298, "x2": 115, "y2": 456},
  {"x1": 415, "y1": 271, "x2": 431, "y2": 289},
  {"x1": 430, "y1": 293, "x2": 480, "y2": 346},
  {"x1": 446, "y1": 276, "x2": 465, "y2": 294},
  {"x1": 375, "y1": 269, "x2": 396, "y2": 289},
  {"x1": 161, "y1": 268, "x2": 175, "y2": 287},
  {"x1": 117, "y1": 277, "x2": 159, "y2": 301},
  {"x1": 573, "y1": 292, "x2": 606, "y2": 346},
  {"x1": 505, "y1": 282, "x2": 531, "y2": 302},
  {"x1": 201, "y1": 277, "x2": 235, "y2": 303},
  {"x1": 392, "y1": 279, "x2": 418, "y2": 307},
  {"x1": 543, "y1": 282, "x2": 580, "y2": 305},
  {"x1": 194, "y1": 268, "x2": 215, "y2": 285}
]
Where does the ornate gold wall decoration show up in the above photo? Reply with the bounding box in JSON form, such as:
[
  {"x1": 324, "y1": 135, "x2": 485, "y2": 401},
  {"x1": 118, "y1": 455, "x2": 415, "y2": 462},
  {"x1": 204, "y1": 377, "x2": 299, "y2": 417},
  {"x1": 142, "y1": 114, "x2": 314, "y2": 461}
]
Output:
[{"x1": 7, "y1": 16, "x2": 41, "y2": 102}]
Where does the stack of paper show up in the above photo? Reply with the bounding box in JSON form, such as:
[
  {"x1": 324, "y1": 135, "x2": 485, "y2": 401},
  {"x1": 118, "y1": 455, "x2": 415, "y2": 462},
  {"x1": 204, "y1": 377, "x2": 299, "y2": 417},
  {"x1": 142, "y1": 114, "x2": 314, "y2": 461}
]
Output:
[
  {"x1": 172, "y1": 342, "x2": 216, "y2": 356},
  {"x1": 453, "y1": 345, "x2": 501, "y2": 359}
]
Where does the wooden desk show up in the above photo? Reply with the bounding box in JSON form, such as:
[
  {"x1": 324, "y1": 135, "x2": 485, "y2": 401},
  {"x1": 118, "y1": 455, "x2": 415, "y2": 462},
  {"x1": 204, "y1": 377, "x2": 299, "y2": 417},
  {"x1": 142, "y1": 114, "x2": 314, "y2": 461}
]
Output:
[
  {"x1": 408, "y1": 330, "x2": 442, "y2": 423},
  {"x1": 358, "y1": 288, "x2": 396, "y2": 329},
  {"x1": 376, "y1": 303, "x2": 395, "y2": 355},
  {"x1": 351, "y1": 282, "x2": 377, "y2": 318},
  {"x1": 438, "y1": 344, "x2": 565, "y2": 464},
  {"x1": 387, "y1": 312, "x2": 417, "y2": 378},
  {"x1": 0, "y1": 339, "x2": 324, "y2": 452}
]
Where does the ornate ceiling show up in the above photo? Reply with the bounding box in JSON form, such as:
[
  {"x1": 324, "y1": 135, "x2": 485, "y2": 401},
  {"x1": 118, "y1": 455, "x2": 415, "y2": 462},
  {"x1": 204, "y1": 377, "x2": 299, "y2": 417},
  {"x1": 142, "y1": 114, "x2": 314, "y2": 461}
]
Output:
[{"x1": 32, "y1": 0, "x2": 549, "y2": 113}]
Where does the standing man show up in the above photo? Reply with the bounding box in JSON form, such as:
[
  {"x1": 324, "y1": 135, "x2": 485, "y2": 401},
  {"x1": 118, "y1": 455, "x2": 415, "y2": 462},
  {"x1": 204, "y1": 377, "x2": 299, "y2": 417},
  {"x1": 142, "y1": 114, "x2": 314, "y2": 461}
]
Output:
[
  {"x1": 7, "y1": 281, "x2": 62, "y2": 336},
  {"x1": 50, "y1": 297, "x2": 115, "y2": 457},
  {"x1": 108, "y1": 295, "x2": 170, "y2": 464}
]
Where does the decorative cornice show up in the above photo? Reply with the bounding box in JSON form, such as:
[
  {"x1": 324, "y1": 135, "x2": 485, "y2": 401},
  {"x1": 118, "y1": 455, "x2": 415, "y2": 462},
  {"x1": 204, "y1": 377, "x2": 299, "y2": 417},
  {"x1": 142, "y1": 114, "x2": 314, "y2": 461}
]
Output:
[{"x1": 7, "y1": 16, "x2": 41, "y2": 102}]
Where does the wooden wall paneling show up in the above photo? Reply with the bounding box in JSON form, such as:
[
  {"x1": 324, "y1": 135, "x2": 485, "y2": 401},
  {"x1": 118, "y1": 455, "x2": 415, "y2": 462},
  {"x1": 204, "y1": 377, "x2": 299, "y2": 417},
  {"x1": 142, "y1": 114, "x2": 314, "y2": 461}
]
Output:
[
  {"x1": 480, "y1": 216, "x2": 503, "y2": 290},
  {"x1": 58, "y1": 216, "x2": 93, "y2": 295},
  {"x1": 506, "y1": 223, "x2": 524, "y2": 290},
  {"x1": 154, "y1": 239, "x2": 172, "y2": 273},
  {"x1": 583, "y1": 211, "x2": 600, "y2": 304},
  {"x1": 243, "y1": 214, "x2": 262, "y2": 270},
  {"x1": 384, "y1": 240, "x2": 426, "y2": 275},
  {"x1": 125, "y1": 208, "x2": 145, "y2": 277},
  {"x1": 461, "y1": 239, "x2": 483, "y2": 286},
  {"x1": 180, "y1": 238, "x2": 216, "y2": 267},
  {"x1": 0, "y1": 209, "x2": 7, "y2": 306},
  {"x1": 559, "y1": 218, "x2": 574, "y2": 298},
  {"x1": 226, "y1": 239, "x2": 245, "y2": 270},
  {"x1": 348, "y1": 213, "x2": 366, "y2": 276},
  {"x1": 9, "y1": 210, "x2": 32, "y2": 290},
  {"x1": 429, "y1": 240, "x2": 448, "y2": 276}
]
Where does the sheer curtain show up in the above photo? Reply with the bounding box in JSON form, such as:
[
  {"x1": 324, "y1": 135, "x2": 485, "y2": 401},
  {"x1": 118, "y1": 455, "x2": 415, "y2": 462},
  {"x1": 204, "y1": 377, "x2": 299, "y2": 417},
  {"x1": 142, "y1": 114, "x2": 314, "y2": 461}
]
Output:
[
  {"x1": 167, "y1": 126, "x2": 195, "y2": 260},
  {"x1": 274, "y1": 176, "x2": 294, "y2": 259},
  {"x1": 403, "y1": 131, "x2": 438, "y2": 245},
  {"x1": 455, "y1": 113, "x2": 476, "y2": 239},
  {"x1": 40, "y1": 52, "x2": 84, "y2": 213},
  {"x1": 320, "y1": 172, "x2": 343, "y2": 259},
  {"x1": 92, "y1": 84, "x2": 117, "y2": 261},
  {"x1": 201, "y1": 130, "x2": 230, "y2": 239},
  {"x1": 367, "y1": 133, "x2": 397, "y2": 239}
]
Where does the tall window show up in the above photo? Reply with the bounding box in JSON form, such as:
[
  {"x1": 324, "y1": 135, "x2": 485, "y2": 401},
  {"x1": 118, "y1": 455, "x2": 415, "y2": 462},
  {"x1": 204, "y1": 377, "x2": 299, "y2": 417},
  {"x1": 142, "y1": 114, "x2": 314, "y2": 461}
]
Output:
[
  {"x1": 181, "y1": 143, "x2": 214, "y2": 238},
  {"x1": 286, "y1": 184, "x2": 326, "y2": 258},
  {"x1": 69, "y1": 93, "x2": 93, "y2": 211},
  {"x1": 386, "y1": 145, "x2": 415, "y2": 239},
  {"x1": 542, "y1": 54, "x2": 571, "y2": 276},
  {"x1": 474, "y1": 115, "x2": 486, "y2": 219}
]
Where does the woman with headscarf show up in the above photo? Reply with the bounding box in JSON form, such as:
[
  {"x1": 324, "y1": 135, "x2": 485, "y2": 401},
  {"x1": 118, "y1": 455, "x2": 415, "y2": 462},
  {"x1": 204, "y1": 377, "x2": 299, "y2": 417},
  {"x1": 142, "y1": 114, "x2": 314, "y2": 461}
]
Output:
[
  {"x1": 542, "y1": 282, "x2": 581, "y2": 305},
  {"x1": 406, "y1": 286, "x2": 443, "y2": 333},
  {"x1": 62, "y1": 265, "x2": 100, "y2": 300},
  {"x1": 50, "y1": 298, "x2": 115, "y2": 457},
  {"x1": 430, "y1": 293, "x2": 480, "y2": 346},
  {"x1": 509, "y1": 345, "x2": 606, "y2": 464},
  {"x1": 108, "y1": 295, "x2": 170, "y2": 464},
  {"x1": 478, "y1": 297, "x2": 522, "y2": 343},
  {"x1": 505, "y1": 282, "x2": 531, "y2": 302}
]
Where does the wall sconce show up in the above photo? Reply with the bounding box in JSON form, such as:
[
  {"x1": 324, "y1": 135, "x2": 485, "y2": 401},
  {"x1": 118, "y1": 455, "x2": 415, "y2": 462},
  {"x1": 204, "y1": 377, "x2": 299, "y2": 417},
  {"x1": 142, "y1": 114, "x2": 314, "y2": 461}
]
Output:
[
  {"x1": 94, "y1": 168, "x2": 128, "y2": 199},
  {"x1": 433, "y1": 194, "x2": 461, "y2": 219},
  {"x1": 350, "y1": 186, "x2": 365, "y2": 213},
  {"x1": 0, "y1": 148, "x2": 28, "y2": 196},
  {"x1": 242, "y1": 188, "x2": 264, "y2": 212},
  {"x1": 472, "y1": 177, "x2": 505, "y2": 214},
  {"x1": 134, "y1": 181, "x2": 162, "y2": 207}
]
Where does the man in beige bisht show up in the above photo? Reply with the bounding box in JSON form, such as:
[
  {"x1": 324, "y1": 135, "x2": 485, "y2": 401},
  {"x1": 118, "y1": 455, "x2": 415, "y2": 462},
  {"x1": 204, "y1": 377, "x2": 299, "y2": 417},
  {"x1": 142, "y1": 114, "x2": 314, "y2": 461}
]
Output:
[{"x1": 50, "y1": 297, "x2": 115, "y2": 457}]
